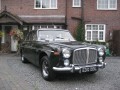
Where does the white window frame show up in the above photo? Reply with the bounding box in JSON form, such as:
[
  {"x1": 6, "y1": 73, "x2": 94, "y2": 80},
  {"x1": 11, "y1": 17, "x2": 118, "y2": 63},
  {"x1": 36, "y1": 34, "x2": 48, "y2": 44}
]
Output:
[
  {"x1": 32, "y1": 25, "x2": 63, "y2": 30},
  {"x1": 34, "y1": 0, "x2": 57, "y2": 9},
  {"x1": 72, "y1": 0, "x2": 81, "y2": 7},
  {"x1": 97, "y1": 0, "x2": 117, "y2": 10},
  {"x1": 85, "y1": 24, "x2": 106, "y2": 42}
]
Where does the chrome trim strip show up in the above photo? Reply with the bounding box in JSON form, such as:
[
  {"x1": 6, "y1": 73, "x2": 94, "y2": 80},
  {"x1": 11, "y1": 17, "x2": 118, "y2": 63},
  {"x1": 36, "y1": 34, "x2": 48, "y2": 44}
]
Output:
[
  {"x1": 53, "y1": 62, "x2": 106, "y2": 72},
  {"x1": 86, "y1": 48, "x2": 89, "y2": 64}
]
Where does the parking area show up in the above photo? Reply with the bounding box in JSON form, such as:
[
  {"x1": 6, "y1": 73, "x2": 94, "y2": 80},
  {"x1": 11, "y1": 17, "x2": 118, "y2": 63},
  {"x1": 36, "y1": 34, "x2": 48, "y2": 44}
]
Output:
[{"x1": 0, "y1": 54, "x2": 120, "y2": 90}]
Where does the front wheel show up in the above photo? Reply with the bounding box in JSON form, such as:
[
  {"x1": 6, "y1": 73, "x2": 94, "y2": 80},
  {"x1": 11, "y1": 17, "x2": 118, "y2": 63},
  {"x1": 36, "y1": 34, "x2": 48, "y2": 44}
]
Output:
[
  {"x1": 41, "y1": 56, "x2": 56, "y2": 81},
  {"x1": 21, "y1": 53, "x2": 29, "y2": 63}
]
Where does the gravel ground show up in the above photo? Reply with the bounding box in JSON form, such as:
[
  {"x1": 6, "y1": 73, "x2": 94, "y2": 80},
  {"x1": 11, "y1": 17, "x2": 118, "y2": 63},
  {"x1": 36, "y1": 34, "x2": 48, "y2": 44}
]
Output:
[{"x1": 0, "y1": 54, "x2": 120, "y2": 90}]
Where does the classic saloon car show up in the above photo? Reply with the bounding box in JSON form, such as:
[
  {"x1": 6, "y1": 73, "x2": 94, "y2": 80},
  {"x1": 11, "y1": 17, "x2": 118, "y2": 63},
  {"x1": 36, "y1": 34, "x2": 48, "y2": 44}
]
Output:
[{"x1": 20, "y1": 29, "x2": 106, "y2": 81}]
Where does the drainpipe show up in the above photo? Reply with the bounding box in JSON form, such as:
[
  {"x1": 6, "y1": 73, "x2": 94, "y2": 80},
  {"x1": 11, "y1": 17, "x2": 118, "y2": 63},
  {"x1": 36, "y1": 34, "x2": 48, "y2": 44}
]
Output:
[
  {"x1": 81, "y1": 0, "x2": 84, "y2": 23},
  {"x1": 81, "y1": 0, "x2": 85, "y2": 41},
  {"x1": 65, "y1": 0, "x2": 67, "y2": 29}
]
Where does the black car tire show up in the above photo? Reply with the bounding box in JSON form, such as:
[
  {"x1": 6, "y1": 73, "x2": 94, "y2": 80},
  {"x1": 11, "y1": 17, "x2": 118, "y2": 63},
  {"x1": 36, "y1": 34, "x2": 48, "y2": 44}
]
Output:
[
  {"x1": 21, "y1": 53, "x2": 29, "y2": 63},
  {"x1": 41, "y1": 56, "x2": 56, "y2": 81}
]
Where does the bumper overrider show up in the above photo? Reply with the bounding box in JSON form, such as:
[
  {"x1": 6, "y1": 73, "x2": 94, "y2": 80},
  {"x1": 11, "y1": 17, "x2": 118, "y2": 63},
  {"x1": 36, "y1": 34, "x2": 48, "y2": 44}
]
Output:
[{"x1": 53, "y1": 62, "x2": 106, "y2": 73}]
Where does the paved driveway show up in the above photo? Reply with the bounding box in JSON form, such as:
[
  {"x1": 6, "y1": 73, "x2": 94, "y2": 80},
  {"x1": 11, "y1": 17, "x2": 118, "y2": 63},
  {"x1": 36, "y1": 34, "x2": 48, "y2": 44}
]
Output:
[{"x1": 0, "y1": 54, "x2": 120, "y2": 90}]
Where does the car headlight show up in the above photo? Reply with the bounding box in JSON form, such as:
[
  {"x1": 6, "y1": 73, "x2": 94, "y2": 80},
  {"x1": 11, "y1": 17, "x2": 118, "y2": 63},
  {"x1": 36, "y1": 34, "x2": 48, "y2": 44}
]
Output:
[
  {"x1": 98, "y1": 48, "x2": 104, "y2": 56},
  {"x1": 62, "y1": 48, "x2": 71, "y2": 58}
]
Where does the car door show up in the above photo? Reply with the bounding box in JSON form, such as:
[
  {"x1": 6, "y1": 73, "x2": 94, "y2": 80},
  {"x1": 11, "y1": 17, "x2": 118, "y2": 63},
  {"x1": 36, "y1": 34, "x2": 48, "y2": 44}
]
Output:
[
  {"x1": 22, "y1": 33, "x2": 31, "y2": 60},
  {"x1": 28, "y1": 31, "x2": 38, "y2": 65}
]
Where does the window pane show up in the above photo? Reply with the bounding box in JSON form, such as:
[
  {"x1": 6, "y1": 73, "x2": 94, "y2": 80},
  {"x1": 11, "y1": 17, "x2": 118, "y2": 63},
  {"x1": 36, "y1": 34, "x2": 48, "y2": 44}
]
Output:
[
  {"x1": 99, "y1": 31, "x2": 104, "y2": 40},
  {"x1": 36, "y1": 0, "x2": 41, "y2": 8},
  {"x1": 92, "y1": 31, "x2": 98, "y2": 41},
  {"x1": 99, "y1": 25, "x2": 104, "y2": 30},
  {"x1": 42, "y1": 0, "x2": 50, "y2": 8},
  {"x1": 87, "y1": 31, "x2": 91, "y2": 40},
  {"x1": 51, "y1": 0, "x2": 57, "y2": 8},
  {"x1": 93, "y1": 25, "x2": 98, "y2": 30},
  {"x1": 98, "y1": 0, "x2": 108, "y2": 9},
  {"x1": 86, "y1": 25, "x2": 91, "y2": 30},
  {"x1": 73, "y1": 0, "x2": 80, "y2": 6},
  {"x1": 33, "y1": 26, "x2": 41, "y2": 30},
  {"x1": 109, "y1": 0, "x2": 116, "y2": 8},
  {"x1": 48, "y1": 25, "x2": 54, "y2": 28},
  {"x1": 41, "y1": 25, "x2": 47, "y2": 28}
]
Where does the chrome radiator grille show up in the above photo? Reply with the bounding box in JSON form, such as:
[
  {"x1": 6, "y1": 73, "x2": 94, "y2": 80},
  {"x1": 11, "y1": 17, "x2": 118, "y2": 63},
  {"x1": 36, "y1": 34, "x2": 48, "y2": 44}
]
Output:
[{"x1": 73, "y1": 48, "x2": 97, "y2": 65}]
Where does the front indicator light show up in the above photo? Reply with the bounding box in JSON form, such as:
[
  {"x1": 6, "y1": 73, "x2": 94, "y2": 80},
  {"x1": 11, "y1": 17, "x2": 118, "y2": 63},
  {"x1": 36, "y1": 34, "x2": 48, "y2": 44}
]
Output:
[
  {"x1": 64, "y1": 59, "x2": 70, "y2": 66},
  {"x1": 54, "y1": 51, "x2": 59, "y2": 55},
  {"x1": 99, "y1": 57, "x2": 103, "y2": 63}
]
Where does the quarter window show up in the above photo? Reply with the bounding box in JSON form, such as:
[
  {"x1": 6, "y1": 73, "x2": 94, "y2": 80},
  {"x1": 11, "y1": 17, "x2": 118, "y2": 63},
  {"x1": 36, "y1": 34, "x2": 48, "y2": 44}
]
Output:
[
  {"x1": 35, "y1": 0, "x2": 57, "y2": 9},
  {"x1": 85, "y1": 24, "x2": 106, "y2": 42},
  {"x1": 97, "y1": 0, "x2": 117, "y2": 10},
  {"x1": 72, "y1": 0, "x2": 81, "y2": 7}
]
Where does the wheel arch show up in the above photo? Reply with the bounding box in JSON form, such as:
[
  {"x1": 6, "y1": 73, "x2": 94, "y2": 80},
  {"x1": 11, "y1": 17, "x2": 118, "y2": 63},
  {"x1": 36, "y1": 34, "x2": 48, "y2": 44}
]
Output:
[{"x1": 39, "y1": 52, "x2": 49, "y2": 68}]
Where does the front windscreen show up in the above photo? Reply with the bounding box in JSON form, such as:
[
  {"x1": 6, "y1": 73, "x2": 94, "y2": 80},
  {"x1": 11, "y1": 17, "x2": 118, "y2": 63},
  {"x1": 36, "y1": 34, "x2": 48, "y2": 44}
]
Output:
[{"x1": 38, "y1": 30, "x2": 76, "y2": 42}]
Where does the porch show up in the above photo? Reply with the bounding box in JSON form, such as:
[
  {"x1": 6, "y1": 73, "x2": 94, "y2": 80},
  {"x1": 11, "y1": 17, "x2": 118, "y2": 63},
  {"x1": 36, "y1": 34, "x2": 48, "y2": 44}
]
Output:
[{"x1": 0, "y1": 10, "x2": 66, "y2": 53}]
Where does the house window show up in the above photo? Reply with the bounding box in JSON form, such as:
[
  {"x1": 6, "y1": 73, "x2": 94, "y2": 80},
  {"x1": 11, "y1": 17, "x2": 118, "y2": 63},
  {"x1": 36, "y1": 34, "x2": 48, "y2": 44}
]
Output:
[
  {"x1": 97, "y1": 0, "x2": 117, "y2": 10},
  {"x1": 72, "y1": 0, "x2": 81, "y2": 7},
  {"x1": 35, "y1": 0, "x2": 57, "y2": 9},
  {"x1": 32, "y1": 25, "x2": 63, "y2": 30},
  {"x1": 85, "y1": 24, "x2": 106, "y2": 42}
]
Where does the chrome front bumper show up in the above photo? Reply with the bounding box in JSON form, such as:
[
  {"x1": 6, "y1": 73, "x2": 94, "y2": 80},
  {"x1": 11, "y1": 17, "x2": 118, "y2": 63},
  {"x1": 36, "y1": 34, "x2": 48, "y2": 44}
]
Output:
[{"x1": 53, "y1": 62, "x2": 106, "y2": 73}]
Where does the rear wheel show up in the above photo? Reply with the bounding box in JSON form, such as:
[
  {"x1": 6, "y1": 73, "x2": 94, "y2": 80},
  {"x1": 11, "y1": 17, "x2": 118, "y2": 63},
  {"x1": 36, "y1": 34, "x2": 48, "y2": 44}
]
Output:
[{"x1": 41, "y1": 56, "x2": 56, "y2": 81}]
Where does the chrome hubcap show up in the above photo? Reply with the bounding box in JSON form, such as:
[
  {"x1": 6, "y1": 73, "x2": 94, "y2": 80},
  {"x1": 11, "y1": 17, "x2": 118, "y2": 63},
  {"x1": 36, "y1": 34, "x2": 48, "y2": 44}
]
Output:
[
  {"x1": 21, "y1": 55, "x2": 24, "y2": 61},
  {"x1": 42, "y1": 61, "x2": 49, "y2": 77}
]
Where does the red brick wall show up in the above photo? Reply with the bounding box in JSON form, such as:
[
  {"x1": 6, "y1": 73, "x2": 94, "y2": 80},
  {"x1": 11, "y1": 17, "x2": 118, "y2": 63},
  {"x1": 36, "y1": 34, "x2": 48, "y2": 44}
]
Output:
[
  {"x1": 1, "y1": 0, "x2": 120, "y2": 41},
  {"x1": 1, "y1": 0, "x2": 65, "y2": 15},
  {"x1": 84, "y1": 0, "x2": 120, "y2": 41},
  {"x1": 1, "y1": 0, "x2": 81, "y2": 35},
  {"x1": 66, "y1": 0, "x2": 81, "y2": 35}
]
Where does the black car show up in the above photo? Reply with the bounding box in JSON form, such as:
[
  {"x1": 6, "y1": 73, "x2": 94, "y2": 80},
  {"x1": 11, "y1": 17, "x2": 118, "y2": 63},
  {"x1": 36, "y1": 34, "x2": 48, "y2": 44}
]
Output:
[{"x1": 20, "y1": 29, "x2": 106, "y2": 81}]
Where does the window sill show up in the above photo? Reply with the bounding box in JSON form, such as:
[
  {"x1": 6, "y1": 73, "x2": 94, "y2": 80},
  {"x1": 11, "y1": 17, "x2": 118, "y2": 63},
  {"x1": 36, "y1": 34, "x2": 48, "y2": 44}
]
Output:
[
  {"x1": 97, "y1": 8, "x2": 117, "y2": 11},
  {"x1": 85, "y1": 40, "x2": 105, "y2": 42},
  {"x1": 72, "y1": 6, "x2": 81, "y2": 8},
  {"x1": 34, "y1": 8, "x2": 58, "y2": 10}
]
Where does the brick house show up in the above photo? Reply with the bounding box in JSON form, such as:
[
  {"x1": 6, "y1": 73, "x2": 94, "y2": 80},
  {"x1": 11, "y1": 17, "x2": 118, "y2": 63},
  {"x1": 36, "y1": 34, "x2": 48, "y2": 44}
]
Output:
[{"x1": 0, "y1": 0, "x2": 119, "y2": 52}]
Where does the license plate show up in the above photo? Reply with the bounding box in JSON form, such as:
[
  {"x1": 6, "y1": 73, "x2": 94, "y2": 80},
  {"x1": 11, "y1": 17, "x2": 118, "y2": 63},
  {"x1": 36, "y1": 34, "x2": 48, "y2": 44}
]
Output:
[{"x1": 80, "y1": 67, "x2": 97, "y2": 73}]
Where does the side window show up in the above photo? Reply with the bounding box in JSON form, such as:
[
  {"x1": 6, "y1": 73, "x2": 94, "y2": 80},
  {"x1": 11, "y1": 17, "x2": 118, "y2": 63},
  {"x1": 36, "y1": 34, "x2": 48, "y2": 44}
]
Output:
[
  {"x1": 25, "y1": 33, "x2": 30, "y2": 41},
  {"x1": 29, "y1": 33, "x2": 33, "y2": 41},
  {"x1": 25, "y1": 32, "x2": 37, "y2": 41},
  {"x1": 32, "y1": 32, "x2": 37, "y2": 41},
  {"x1": 30, "y1": 32, "x2": 37, "y2": 41}
]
